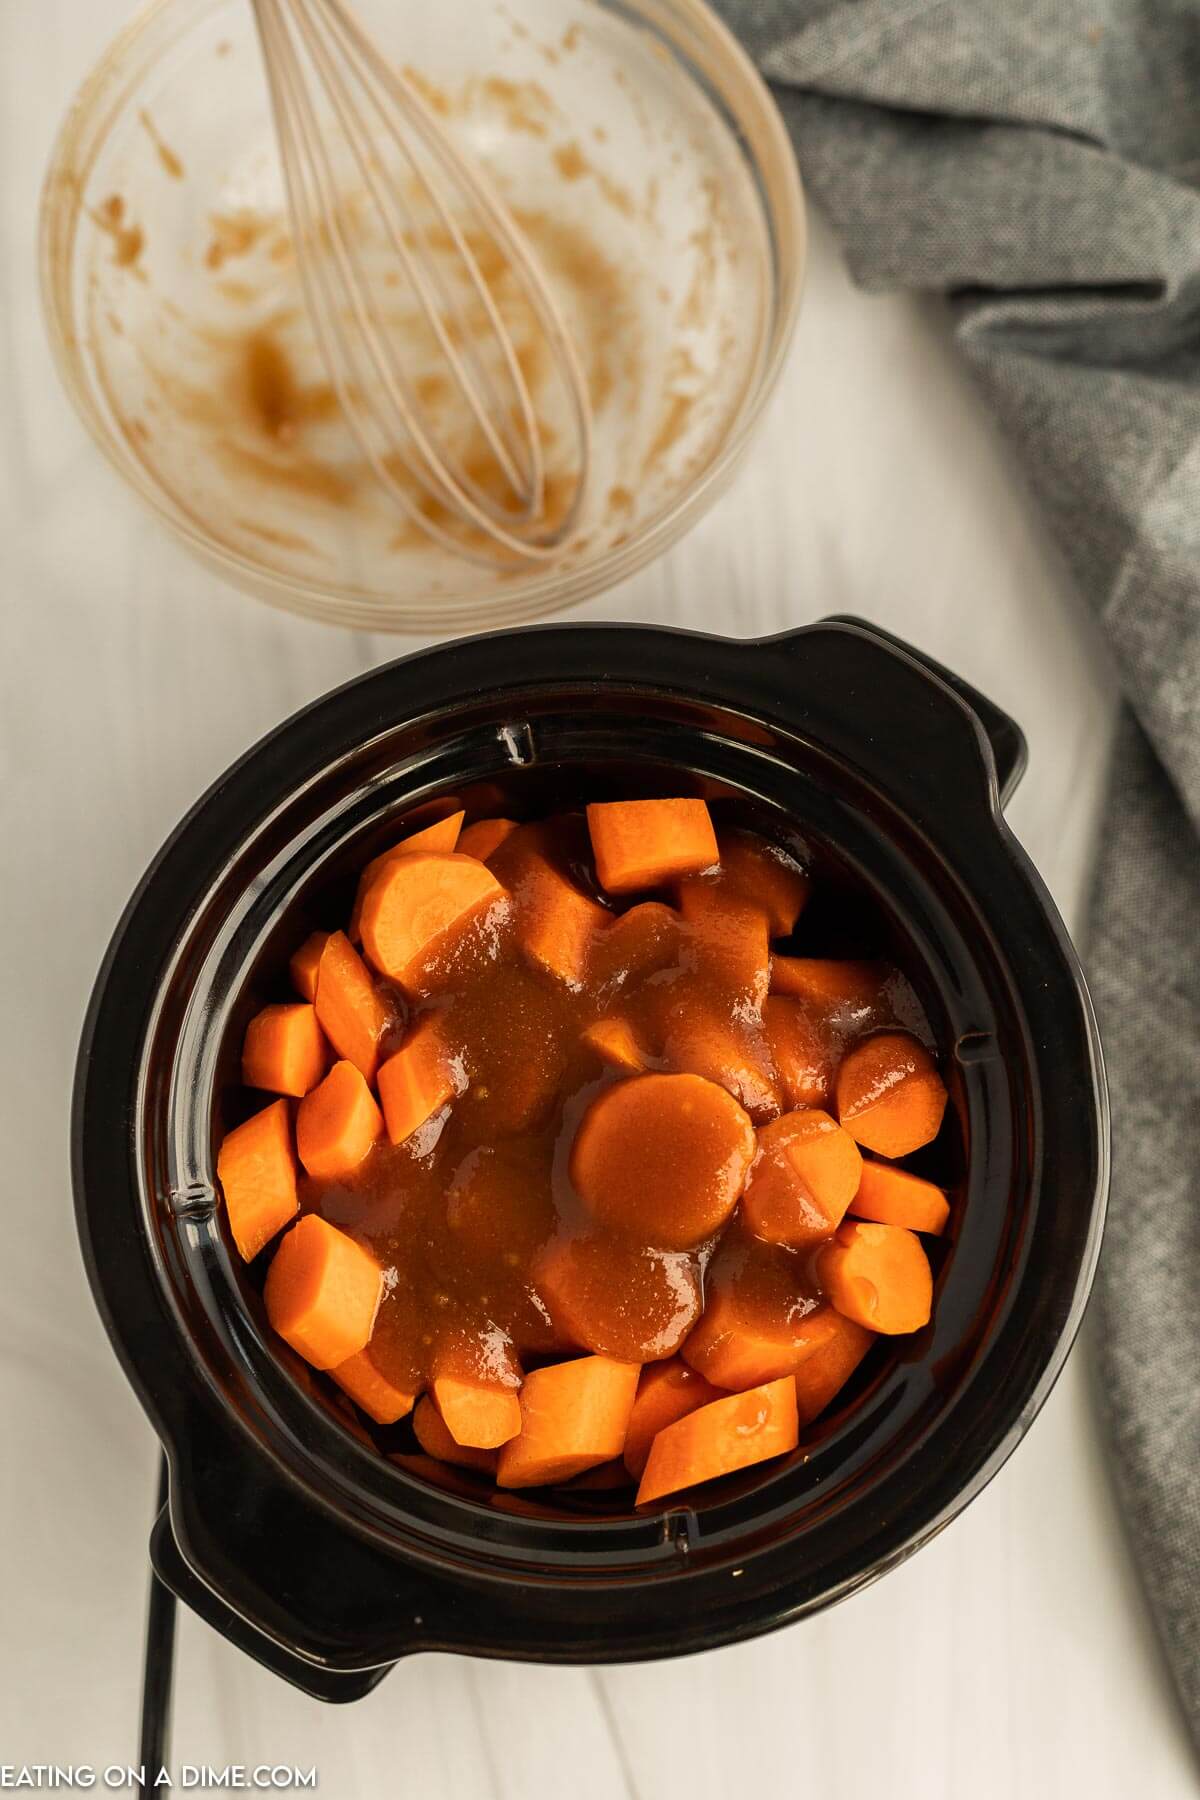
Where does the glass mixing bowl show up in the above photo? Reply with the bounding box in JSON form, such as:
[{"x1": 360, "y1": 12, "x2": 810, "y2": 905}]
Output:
[{"x1": 40, "y1": 0, "x2": 804, "y2": 631}]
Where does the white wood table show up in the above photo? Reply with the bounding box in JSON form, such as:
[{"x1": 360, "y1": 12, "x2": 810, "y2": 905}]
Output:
[{"x1": 2, "y1": 4, "x2": 1196, "y2": 1793}]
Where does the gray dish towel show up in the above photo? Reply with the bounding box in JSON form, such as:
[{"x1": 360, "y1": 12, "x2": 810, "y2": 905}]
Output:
[{"x1": 715, "y1": 0, "x2": 1200, "y2": 1751}]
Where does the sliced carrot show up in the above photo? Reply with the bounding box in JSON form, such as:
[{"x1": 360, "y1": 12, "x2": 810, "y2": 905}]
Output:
[
  {"x1": 741, "y1": 1109, "x2": 862, "y2": 1247},
  {"x1": 762, "y1": 995, "x2": 829, "y2": 1108},
  {"x1": 359, "y1": 851, "x2": 506, "y2": 992},
  {"x1": 313, "y1": 930, "x2": 389, "y2": 1083},
  {"x1": 412, "y1": 1395, "x2": 499, "y2": 1473},
  {"x1": 263, "y1": 1214, "x2": 383, "y2": 1369},
  {"x1": 818, "y1": 1220, "x2": 933, "y2": 1334},
  {"x1": 581, "y1": 1016, "x2": 647, "y2": 1073},
  {"x1": 330, "y1": 1347, "x2": 418, "y2": 1424},
  {"x1": 431, "y1": 1375, "x2": 522, "y2": 1449},
  {"x1": 289, "y1": 930, "x2": 331, "y2": 1003},
  {"x1": 677, "y1": 877, "x2": 771, "y2": 1009},
  {"x1": 681, "y1": 1284, "x2": 842, "y2": 1389},
  {"x1": 536, "y1": 1233, "x2": 701, "y2": 1362},
  {"x1": 661, "y1": 1013, "x2": 781, "y2": 1123},
  {"x1": 836, "y1": 1031, "x2": 948, "y2": 1157},
  {"x1": 849, "y1": 1159, "x2": 950, "y2": 1236},
  {"x1": 377, "y1": 1014, "x2": 459, "y2": 1145},
  {"x1": 771, "y1": 957, "x2": 887, "y2": 1013},
  {"x1": 591, "y1": 901, "x2": 680, "y2": 986},
  {"x1": 793, "y1": 1315, "x2": 875, "y2": 1427},
  {"x1": 348, "y1": 810, "x2": 466, "y2": 938},
  {"x1": 717, "y1": 833, "x2": 810, "y2": 937},
  {"x1": 636, "y1": 1377, "x2": 798, "y2": 1506},
  {"x1": 296, "y1": 1059, "x2": 383, "y2": 1181},
  {"x1": 216, "y1": 1097, "x2": 299, "y2": 1262},
  {"x1": 510, "y1": 851, "x2": 607, "y2": 988},
  {"x1": 495, "y1": 1354, "x2": 641, "y2": 1489},
  {"x1": 241, "y1": 1002, "x2": 328, "y2": 1098},
  {"x1": 623, "y1": 1358, "x2": 723, "y2": 1480},
  {"x1": 569, "y1": 1072, "x2": 755, "y2": 1251},
  {"x1": 587, "y1": 798, "x2": 718, "y2": 894},
  {"x1": 458, "y1": 817, "x2": 519, "y2": 862}
]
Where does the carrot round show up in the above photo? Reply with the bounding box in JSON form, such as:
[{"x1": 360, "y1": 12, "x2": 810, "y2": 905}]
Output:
[
  {"x1": 431, "y1": 1374, "x2": 522, "y2": 1449},
  {"x1": 587, "y1": 798, "x2": 718, "y2": 894},
  {"x1": 741, "y1": 1109, "x2": 862, "y2": 1247},
  {"x1": 623, "y1": 1359, "x2": 723, "y2": 1480},
  {"x1": 216, "y1": 1097, "x2": 299, "y2": 1263},
  {"x1": 849, "y1": 1159, "x2": 950, "y2": 1236},
  {"x1": 793, "y1": 1314, "x2": 875, "y2": 1427},
  {"x1": 536, "y1": 1233, "x2": 701, "y2": 1361},
  {"x1": 495, "y1": 1354, "x2": 641, "y2": 1489},
  {"x1": 458, "y1": 817, "x2": 519, "y2": 862},
  {"x1": 377, "y1": 1014, "x2": 459, "y2": 1146},
  {"x1": 241, "y1": 1002, "x2": 328, "y2": 1098},
  {"x1": 412, "y1": 1395, "x2": 499, "y2": 1473},
  {"x1": 581, "y1": 1016, "x2": 646, "y2": 1074},
  {"x1": 635, "y1": 1377, "x2": 798, "y2": 1506},
  {"x1": 762, "y1": 995, "x2": 829, "y2": 1109},
  {"x1": 359, "y1": 851, "x2": 505, "y2": 991},
  {"x1": 836, "y1": 1031, "x2": 948, "y2": 1157},
  {"x1": 348, "y1": 809, "x2": 466, "y2": 937},
  {"x1": 770, "y1": 957, "x2": 888, "y2": 1013},
  {"x1": 717, "y1": 833, "x2": 810, "y2": 937},
  {"x1": 681, "y1": 1283, "x2": 842, "y2": 1389},
  {"x1": 661, "y1": 1013, "x2": 781, "y2": 1124},
  {"x1": 289, "y1": 930, "x2": 331, "y2": 1003},
  {"x1": 818, "y1": 1220, "x2": 933, "y2": 1334},
  {"x1": 263, "y1": 1214, "x2": 383, "y2": 1369},
  {"x1": 296, "y1": 1059, "x2": 383, "y2": 1181},
  {"x1": 569, "y1": 1073, "x2": 755, "y2": 1251},
  {"x1": 331, "y1": 1347, "x2": 418, "y2": 1424},
  {"x1": 313, "y1": 930, "x2": 389, "y2": 1083}
]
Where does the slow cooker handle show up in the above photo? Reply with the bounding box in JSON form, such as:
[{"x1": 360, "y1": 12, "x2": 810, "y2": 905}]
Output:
[{"x1": 823, "y1": 616, "x2": 1028, "y2": 805}]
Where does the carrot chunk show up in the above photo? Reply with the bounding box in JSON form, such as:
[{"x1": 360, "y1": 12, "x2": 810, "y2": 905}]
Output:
[
  {"x1": 741, "y1": 1109, "x2": 863, "y2": 1247},
  {"x1": 296, "y1": 1059, "x2": 383, "y2": 1181},
  {"x1": 818, "y1": 1220, "x2": 933, "y2": 1334},
  {"x1": 348, "y1": 810, "x2": 466, "y2": 938},
  {"x1": 681, "y1": 1283, "x2": 842, "y2": 1389},
  {"x1": 849, "y1": 1159, "x2": 950, "y2": 1236},
  {"x1": 623, "y1": 1359, "x2": 723, "y2": 1480},
  {"x1": 431, "y1": 1375, "x2": 523, "y2": 1449},
  {"x1": 836, "y1": 1031, "x2": 948, "y2": 1157},
  {"x1": 377, "y1": 1015, "x2": 459, "y2": 1145},
  {"x1": 289, "y1": 930, "x2": 331, "y2": 1003},
  {"x1": 569, "y1": 1072, "x2": 756, "y2": 1252},
  {"x1": 591, "y1": 901, "x2": 680, "y2": 987},
  {"x1": 313, "y1": 930, "x2": 389, "y2": 1083},
  {"x1": 510, "y1": 852, "x2": 607, "y2": 988},
  {"x1": 216, "y1": 1097, "x2": 299, "y2": 1262},
  {"x1": 330, "y1": 1347, "x2": 418, "y2": 1424},
  {"x1": 636, "y1": 1377, "x2": 798, "y2": 1506},
  {"x1": 661, "y1": 1012, "x2": 781, "y2": 1123},
  {"x1": 263, "y1": 1214, "x2": 383, "y2": 1369},
  {"x1": 581, "y1": 1016, "x2": 646, "y2": 1074},
  {"x1": 762, "y1": 995, "x2": 829, "y2": 1108},
  {"x1": 241, "y1": 1002, "x2": 328, "y2": 1098},
  {"x1": 536, "y1": 1233, "x2": 701, "y2": 1361},
  {"x1": 412, "y1": 1395, "x2": 499, "y2": 1472},
  {"x1": 495, "y1": 1354, "x2": 641, "y2": 1488},
  {"x1": 458, "y1": 817, "x2": 519, "y2": 862},
  {"x1": 793, "y1": 1315, "x2": 875, "y2": 1427},
  {"x1": 771, "y1": 957, "x2": 887, "y2": 1013},
  {"x1": 717, "y1": 833, "x2": 810, "y2": 937},
  {"x1": 359, "y1": 851, "x2": 506, "y2": 992},
  {"x1": 677, "y1": 878, "x2": 771, "y2": 1009},
  {"x1": 587, "y1": 798, "x2": 718, "y2": 895}
]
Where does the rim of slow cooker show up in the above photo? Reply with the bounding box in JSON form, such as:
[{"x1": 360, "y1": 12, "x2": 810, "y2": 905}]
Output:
[{"x1": 74, "y1": 622, "x2": 1107, "y2": 1614}]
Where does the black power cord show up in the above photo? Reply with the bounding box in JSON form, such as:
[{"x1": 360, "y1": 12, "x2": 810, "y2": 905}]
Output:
[{"x1": 138, "y1": 1456, "x2": 178, "y2": 1799}]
